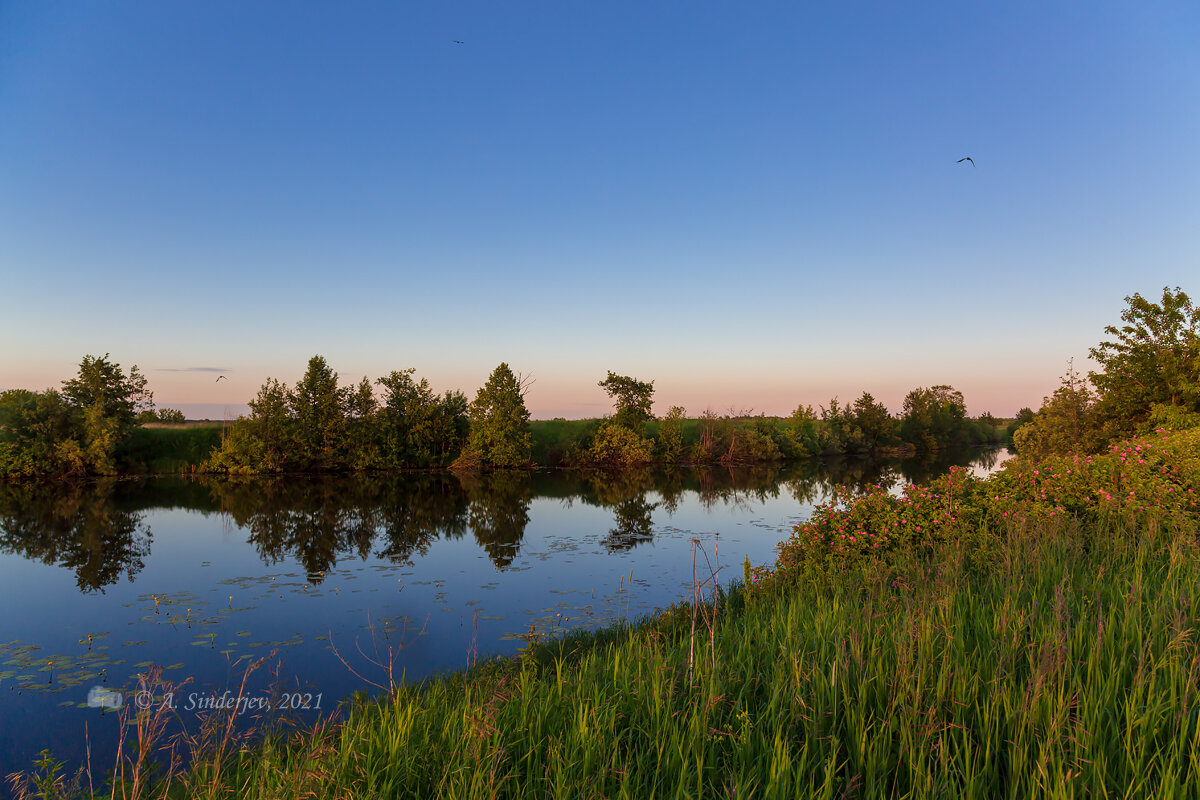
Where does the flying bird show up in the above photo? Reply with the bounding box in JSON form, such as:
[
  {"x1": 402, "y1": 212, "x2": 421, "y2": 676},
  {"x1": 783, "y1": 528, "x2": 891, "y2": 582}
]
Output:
[
  {"x1": 215, "y1": 375, "x2": 227, "y2": 382},
  {"x1": 453, "y1": 40, "x2": 464, "y2": 44},
  {"x1": 957, "y1": 157, "x2": 975, "y2": 167}
]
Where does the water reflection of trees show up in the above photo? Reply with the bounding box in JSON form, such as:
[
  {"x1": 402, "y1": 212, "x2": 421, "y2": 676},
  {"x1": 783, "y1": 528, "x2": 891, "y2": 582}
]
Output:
[
  {"x1": 0, "y1": 480, "x2": 152, "y2": 592},
  {"x1": 0, "y1": 446, "x2": 1008, "y2": 585},
  {"x1": 458, "y1": 471, "x2": 531, "y2": 568},
  {"x1": 782, "y1": 458, "x2": 901, "y2": 506},
  {"x1": 374, "y1": 474, "x2": 468, "y2": 564},
  {"x1": 784, "y1": 447, "x2": 1010, "y2": 505},
  {"x1": 603, "y1": 495, "x2": 659, "y2": 551},
  {"x1": 547, "y1": 466, "x2": 790, "y2": 551},
  {"x1": 689, "y1": 465, "x2": 784, "y2": 511},
  {"x1": 209, "y1": 473, "x2": 468, "y2": 581}
]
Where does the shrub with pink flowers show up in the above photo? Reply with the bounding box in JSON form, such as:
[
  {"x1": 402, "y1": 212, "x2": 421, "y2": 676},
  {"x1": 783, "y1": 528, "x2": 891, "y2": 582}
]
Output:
[{"x1": 764, "y1": 426, "x2": 1200, "y2": 588}]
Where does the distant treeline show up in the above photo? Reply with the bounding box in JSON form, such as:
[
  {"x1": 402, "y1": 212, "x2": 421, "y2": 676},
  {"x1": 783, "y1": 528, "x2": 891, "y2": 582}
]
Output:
[
  {"x1": 200, "y1": 361, "x2": 1005, "y2": 472},
  {"x1": 1, "y1": 355, "x2": 1004, "y2": 479}
]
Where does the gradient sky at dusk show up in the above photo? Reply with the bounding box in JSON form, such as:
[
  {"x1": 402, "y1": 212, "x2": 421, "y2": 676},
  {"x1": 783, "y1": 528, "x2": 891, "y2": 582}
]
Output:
[{"x1": 2, "y1": 2, "x2": 1197, "y2": 419}]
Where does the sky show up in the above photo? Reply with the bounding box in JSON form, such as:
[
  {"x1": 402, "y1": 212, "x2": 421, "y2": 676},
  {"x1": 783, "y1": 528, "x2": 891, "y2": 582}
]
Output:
[{"x1": 1, "y1": 1, "x2": 1197, "y2": 420}]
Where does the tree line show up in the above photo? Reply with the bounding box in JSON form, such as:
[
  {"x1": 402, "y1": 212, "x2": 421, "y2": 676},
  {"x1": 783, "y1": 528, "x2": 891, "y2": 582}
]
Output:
[
  {"x1": 5, "y1": 285, "x2": 1192, "y2": 479},
  {"x1": 206, "y1": 361, "x2": 1004, "y2": 473},
  {"x1": 2, "y1": 352, "x2": 1006, "y2": 478}
]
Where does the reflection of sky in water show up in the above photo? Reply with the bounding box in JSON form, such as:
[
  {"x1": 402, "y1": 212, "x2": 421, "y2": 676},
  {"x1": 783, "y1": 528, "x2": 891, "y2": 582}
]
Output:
[{"x1": 0, "y1": 451, "x2": 1003, "y2": 783}]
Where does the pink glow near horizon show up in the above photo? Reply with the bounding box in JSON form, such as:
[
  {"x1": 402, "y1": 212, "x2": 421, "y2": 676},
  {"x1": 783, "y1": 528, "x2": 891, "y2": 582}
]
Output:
[{"x1": 3, "y1": 362, "x2": 1062, "y2": 421}]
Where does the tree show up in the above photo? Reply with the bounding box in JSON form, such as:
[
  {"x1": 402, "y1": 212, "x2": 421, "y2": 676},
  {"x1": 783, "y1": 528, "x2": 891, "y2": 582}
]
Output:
[
  {"x1": 656, "y1": 405, "x2": 687, "y2": 463},
  {"x1": 1013, "y1": 363, "x2": 1103, "y2": 460},
  {"x1": 137, "y1": 408, "x2": 186, "y2": 424},
  {"x1": 248, "y1": 378, "x2": 294, "y2": 469},
  {"x1": 899, "y1": 385, "x2": 968, "y2": 451},
  {"x1": 1005, "y1": 408, "x2": 1035, "y2": 439},
  {"x1": 290, "y1": 355, "x2": 348, "y2": 470},
  {"x1": 377, "y1": 369, "x2": 466, "y2": 467},
  {"x1": 786, "y1": 404, "x2": 820, "y2": 457},
  {"x1": 818, "y1": 397, "x2": 857, "y2": 454},
  {"x1": 346, "y1": 377, "x2": 381, "y2": 470},
  {"x1": 598, "y1": 372, "x2": 655, "y2": 432},
  {"x1": 61, "y1": 354, "x2": 153, "y2": 427},
  {"x1": 465, "y1": 363, "x2": 532, "y2": 468},
  {"x1": 0, "y1": 389, "x2": 87, "y2": 478},
  {"x1": 433, "y1": 390, "x2": 470, "y2": 462},
  {"x1": 61, "y1": 354, "x2": 153, "y2": 473},
  {"x1": 1089, "y1": 286, "x2": 1200, "y2": 430},
  {"x1": 207, "y1": 377, "x2": 293, "y2": 472},
  {"x1": 378, "y1": 368, "x2": 434, "y2": 466},
  {"x1": 850, "y1": 392, "x2": 896, "y2": 451},
  {"x1": 588, "y1": 420, "x2": 654, "y2": 467}
]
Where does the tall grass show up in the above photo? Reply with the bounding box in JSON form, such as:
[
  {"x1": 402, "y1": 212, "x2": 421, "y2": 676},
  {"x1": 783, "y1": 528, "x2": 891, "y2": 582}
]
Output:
[
  {"x1": 280, "y1": 524, "x2": 1199, "y2": 798},
  {"x1": 528, "y1": 419, "x2": 603, "y2": 466},
  {"x1": 119, "y1": 427, "x2": 222, "y2": 474}
]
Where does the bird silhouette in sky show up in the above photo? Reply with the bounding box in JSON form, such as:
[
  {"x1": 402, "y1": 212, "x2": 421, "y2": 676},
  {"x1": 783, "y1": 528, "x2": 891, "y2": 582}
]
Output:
[
  {"x1": 215, "y1": 375, "x2": 227, "y2": 382},
  {"x1": 453, "y1": 40, "x2": 464, "y2": 44},
  {"x1": 957, "y1": 157, "x2": 976, "y2": 167}
]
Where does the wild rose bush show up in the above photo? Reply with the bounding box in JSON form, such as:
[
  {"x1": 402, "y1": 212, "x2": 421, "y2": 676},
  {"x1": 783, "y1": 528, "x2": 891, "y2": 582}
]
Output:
[
  {"x1": 763, "y1": 426, "x2": 1200, "y2": 588},
  {"x1": 986, "y1": 426, "x2": 1200, "y2": 522}
]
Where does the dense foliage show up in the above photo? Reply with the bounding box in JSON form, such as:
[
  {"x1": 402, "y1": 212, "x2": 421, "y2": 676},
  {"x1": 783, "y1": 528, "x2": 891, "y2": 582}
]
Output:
[
  {"x1": 0, "y1": 354, "x2": 153, "y2": 478},
  {"x1": 597, "y1": 371, "x2": 655, "y2": 432},
  {"x1": 1015, "y1": 286, "x2": 1200, "y2": 461},
  {"x1": 5, "y1": 351, "x2": 1016, "y2": 479},
  {"x1": 765, "y1": 425, "x2": 1200, "y2": 590},
  {"x1": 5, "y1": 374, "x2": 1005, "y2": 479},
  {"x1": 462, "y1": 363, "x2": 533, "y2": 469},
  {"x1": 195, "y1": 357, "x2": 1005, "y2": 474},
  {"x1": 207, "y1": 358, "x2": 471, "y2": 473},
  {"x1": 1089, "y1": 286, "x2": 1200, "y2": 432}
]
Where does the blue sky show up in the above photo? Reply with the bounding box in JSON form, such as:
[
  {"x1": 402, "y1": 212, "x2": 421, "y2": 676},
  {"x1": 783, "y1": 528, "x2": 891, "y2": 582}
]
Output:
[{"x1": 2, "y1": 1, "x2": 1197, "y2": 419}]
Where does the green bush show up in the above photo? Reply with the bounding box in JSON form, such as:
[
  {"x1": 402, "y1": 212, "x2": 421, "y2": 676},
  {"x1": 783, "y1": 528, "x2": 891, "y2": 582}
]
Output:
[
  {"x1": 586, "y1": 420, "x2": 654, "y2": 467},
  {"x1": 763, "y1": 425, "x2": 1200, "y2": 591}
]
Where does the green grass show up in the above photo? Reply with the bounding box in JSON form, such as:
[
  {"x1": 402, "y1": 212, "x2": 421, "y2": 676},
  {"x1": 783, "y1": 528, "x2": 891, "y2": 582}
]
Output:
[
  {"x1": 120, "y1": 426, "x2": 223, "y2": 474},
  {"x1": 529, "y1": 417, "x2": 707, "y2": 465},
  {"x1": 528, "y1": 418, "x2": 604, "y2": 465},
  {"x1": 529, "y1": 417, "x2": 767, "y2": 466}
]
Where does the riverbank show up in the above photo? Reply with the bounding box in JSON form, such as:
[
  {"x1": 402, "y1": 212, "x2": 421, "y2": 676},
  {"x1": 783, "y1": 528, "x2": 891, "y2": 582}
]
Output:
[
  {"x1": 14, "y1": 426, "x2": 1198, "y2": 798},
  {"x1": 103, "y1": 417, "x2": 1005, "y2": 476},
  {"x1": 212, "y1": 515, "x2": 1199, "y2": 799}
]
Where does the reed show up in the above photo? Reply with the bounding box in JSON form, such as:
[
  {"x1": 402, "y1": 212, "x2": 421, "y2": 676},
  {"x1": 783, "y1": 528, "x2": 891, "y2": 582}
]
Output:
[{"x1": 119, "y1": 427, "x2": 222, "y2": 474}]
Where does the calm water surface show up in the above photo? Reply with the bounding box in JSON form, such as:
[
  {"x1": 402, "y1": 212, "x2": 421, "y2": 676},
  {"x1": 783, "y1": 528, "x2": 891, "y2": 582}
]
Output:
[{"x1": 0, "y1": 450, "x2": 1009, "y2": 784}]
